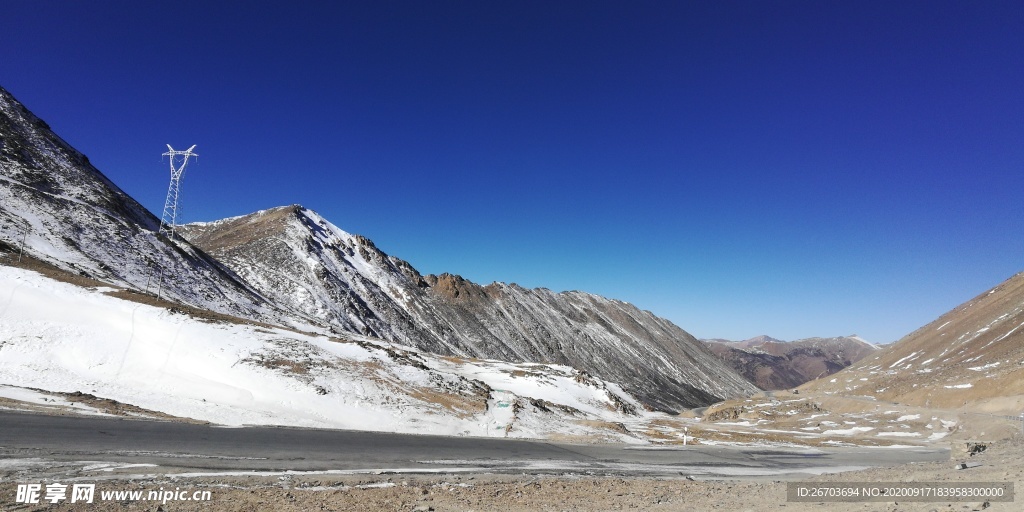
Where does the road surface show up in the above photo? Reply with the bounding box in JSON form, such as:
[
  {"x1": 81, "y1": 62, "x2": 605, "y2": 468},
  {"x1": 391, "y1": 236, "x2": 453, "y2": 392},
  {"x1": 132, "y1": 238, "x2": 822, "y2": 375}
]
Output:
[{"x1": 0, "y1": 411, "x2": 948, "y2": 479}]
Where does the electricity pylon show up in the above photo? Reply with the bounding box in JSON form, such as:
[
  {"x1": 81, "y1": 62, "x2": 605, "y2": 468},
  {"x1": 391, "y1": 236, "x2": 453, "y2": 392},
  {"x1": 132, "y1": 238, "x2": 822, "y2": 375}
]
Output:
[{"x1": 159, "y1": 144, "x2": 197, "y2": 240}]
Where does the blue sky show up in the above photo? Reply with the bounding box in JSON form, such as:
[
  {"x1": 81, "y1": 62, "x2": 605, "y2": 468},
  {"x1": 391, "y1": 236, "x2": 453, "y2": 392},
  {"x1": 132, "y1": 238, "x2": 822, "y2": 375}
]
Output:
[{"x1": 3, "y1": 1, "x2": 1022, "y2": 343}]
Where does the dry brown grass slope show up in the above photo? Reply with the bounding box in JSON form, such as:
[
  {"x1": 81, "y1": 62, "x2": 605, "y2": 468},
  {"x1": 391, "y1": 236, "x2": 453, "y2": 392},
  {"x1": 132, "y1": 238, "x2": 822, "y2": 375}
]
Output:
[{"x1": 803, "y1": 271, "x2": 1024, "y2": 415}]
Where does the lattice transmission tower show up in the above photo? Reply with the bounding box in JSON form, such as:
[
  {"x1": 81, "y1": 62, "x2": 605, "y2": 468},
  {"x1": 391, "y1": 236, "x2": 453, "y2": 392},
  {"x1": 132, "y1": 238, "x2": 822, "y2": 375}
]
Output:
[{"x1": 159, "y1": 144, "x2": 198, "y2": 240}]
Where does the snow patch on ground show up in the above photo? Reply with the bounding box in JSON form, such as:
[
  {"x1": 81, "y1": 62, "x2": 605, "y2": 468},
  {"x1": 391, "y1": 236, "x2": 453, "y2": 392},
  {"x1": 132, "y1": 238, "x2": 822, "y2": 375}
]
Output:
[
  {"x1": 821, "y1": 427, "x2": 874, "y2": 436},
  {"x1": 0, "y1": 385, "x2": 113, "y2": 416}
]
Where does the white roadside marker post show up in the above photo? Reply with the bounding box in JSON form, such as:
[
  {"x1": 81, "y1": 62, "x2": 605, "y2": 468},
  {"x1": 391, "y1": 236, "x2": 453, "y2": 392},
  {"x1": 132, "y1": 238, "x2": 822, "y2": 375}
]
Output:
[{"x1": 18, "y1": 228, "x2": 27, "y2": 263}]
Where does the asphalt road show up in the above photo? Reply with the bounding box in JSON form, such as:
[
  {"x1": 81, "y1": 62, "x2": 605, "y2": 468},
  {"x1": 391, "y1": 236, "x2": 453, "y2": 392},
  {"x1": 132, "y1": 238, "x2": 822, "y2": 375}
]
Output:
[{"x1": 0, "y1": 411, "x2": 948, "y2": 478}]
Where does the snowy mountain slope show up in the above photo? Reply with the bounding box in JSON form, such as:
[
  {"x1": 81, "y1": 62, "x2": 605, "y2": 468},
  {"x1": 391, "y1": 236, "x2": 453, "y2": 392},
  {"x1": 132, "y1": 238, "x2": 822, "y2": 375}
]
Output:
[
  {"x1": 181, "y1": 205, "x2": 758, "y2": 411},
  {"x1": 0, "y1": 83, "x2": 753, "y2": 416},
  {"x1": 181, "y1": 206, "x2": 432, "y2": 344},
  {"x1": 0, "y1": 85, "x2": 289, "y2": 326},
  {"x1": 803, "y1": 271, "x2": 1024, "y2": 413},
  {"x1": 703, "y1": 335, "x2": 879, "y2": 390},
  {"x1": 0, "y1": 264, "x2": 646, "y2": 442}
]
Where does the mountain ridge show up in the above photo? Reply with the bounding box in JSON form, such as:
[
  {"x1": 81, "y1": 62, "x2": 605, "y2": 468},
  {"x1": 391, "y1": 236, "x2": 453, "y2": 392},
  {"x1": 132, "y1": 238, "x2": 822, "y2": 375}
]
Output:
[{"x1": 180, "y1": 204, "x2": 758, "y2": 411}]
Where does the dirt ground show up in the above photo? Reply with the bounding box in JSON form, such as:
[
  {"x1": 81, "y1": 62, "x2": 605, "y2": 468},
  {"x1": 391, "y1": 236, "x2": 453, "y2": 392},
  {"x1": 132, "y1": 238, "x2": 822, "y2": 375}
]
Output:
[{"x1": 2, "y1": 436, "x2": 1020, "y2": 512}]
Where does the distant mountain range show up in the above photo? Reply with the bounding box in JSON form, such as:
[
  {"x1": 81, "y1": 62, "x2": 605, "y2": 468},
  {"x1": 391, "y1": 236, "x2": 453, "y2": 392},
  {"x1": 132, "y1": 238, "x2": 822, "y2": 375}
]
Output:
[{"x1": 702, "y1": 335, "x2": 879, "y2": 390}]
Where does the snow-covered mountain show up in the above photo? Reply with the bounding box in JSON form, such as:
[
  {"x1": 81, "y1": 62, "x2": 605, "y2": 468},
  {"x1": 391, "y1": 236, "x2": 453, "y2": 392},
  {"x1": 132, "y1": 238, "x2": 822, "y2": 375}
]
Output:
[
  {"x1": 1, "y1": 83, "x2": 753, "y2": 418},
  {"x1": 180, "y1": 205, "x2": 757, "y2": 411},
  {"x1": 0, "y1": 85, "x2": 290, "y2": 327},
  {"x1": 703, "y1": 335, "x2": 879, "y2": 390},
  {"x1": 803, "y1": 272, "x2": 1024, "y2": 413}
]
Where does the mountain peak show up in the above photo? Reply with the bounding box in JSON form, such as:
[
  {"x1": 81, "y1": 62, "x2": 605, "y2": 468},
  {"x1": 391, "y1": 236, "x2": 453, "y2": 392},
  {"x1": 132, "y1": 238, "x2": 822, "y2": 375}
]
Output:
[
  {"x1": 182, "y1": 204, "x2": 361, "y2": 254},
  {"x1": 745, "y1": 335, "x2": 784, "y2": 344}
]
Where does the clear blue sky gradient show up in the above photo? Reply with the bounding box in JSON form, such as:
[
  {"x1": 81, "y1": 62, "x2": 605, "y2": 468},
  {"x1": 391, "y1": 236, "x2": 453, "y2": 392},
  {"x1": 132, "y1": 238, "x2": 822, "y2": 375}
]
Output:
[{"x1": 3, "y1": 1, "x2": 1022, "y2": 343}]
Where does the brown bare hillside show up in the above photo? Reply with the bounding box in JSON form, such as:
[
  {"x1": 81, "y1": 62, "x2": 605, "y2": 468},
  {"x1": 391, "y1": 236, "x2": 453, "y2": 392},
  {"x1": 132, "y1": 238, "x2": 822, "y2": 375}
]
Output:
[{"x1": 803, "y1": 271, "x2": 1024, "y2": 414}]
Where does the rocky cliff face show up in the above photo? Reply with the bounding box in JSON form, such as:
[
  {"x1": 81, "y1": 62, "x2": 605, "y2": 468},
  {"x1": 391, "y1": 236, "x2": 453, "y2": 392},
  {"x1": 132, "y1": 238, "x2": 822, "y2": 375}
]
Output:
[{"x1": 181, "y1": 205, "x2": 758, "y2": 411}]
